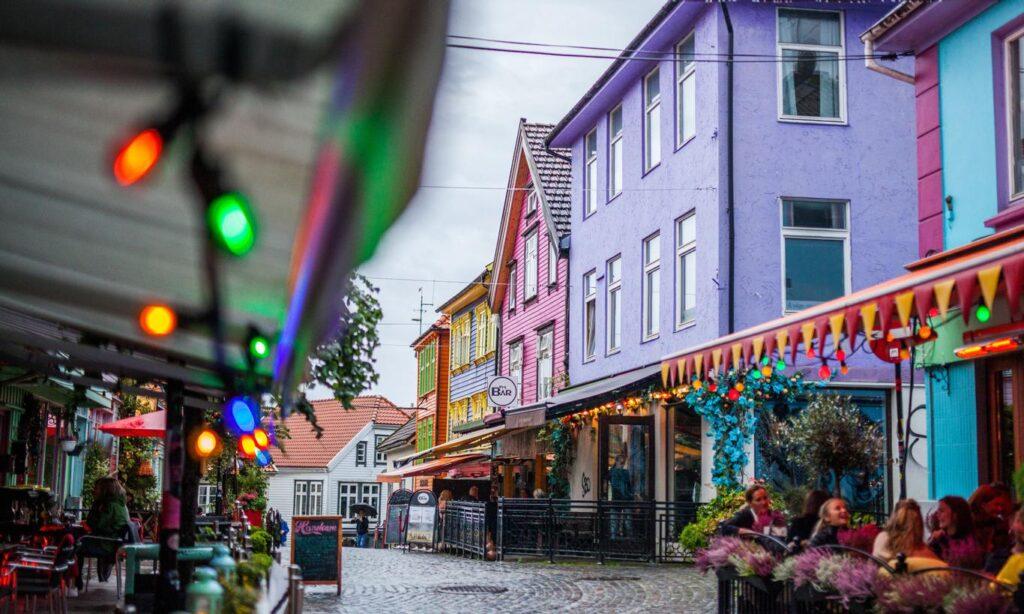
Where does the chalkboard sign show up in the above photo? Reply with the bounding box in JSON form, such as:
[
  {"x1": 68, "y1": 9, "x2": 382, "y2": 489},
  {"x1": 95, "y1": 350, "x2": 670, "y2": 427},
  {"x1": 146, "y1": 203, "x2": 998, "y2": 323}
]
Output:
[
  {"x1": 385, "y1": 489, "x2": 412, "y2": 546},
  {"x1": 405, "y1": 489, "x2": 437, "y2": 548},
  {"x1": 290, "y1": 516, "x2": 342, "y2": 593}
]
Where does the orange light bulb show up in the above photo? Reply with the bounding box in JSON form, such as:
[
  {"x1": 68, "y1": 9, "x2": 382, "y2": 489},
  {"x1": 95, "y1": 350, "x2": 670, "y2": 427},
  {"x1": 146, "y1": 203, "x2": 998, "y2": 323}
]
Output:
[
  {"x1": 113, "y1": 129, "x2": 163, "y2": 186},
  {"x1": 253, "y1": 428, "x2": 269, "y2": 448},
  {"x1": 196, "y1": 430, "x2": 218, "y2": 457},
  {"x1": 238, "y1": 435, "x2": 257, "y2": 457},
  {"x1": 139, "y1": 304, "x2": 176, "y2": 337}
]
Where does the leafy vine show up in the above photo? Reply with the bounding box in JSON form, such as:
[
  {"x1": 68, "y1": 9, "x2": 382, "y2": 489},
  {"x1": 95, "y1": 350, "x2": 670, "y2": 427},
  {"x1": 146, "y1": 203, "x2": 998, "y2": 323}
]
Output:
[{"x1": 540, "y1": 420, "x2": 575, "y2": 498}]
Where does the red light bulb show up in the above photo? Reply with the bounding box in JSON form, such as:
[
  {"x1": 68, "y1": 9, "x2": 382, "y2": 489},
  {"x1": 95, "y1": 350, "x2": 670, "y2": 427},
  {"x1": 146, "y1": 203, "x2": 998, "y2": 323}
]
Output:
[
  {"x1": 818, "y1": 364, "x2": 832, "y2": 379},
  {"x1": 113, "y1": 129, "x2": 163, "y2": 186},
  {"x1": 836, "y1": 349, "x2": 846, "y2": 362}
]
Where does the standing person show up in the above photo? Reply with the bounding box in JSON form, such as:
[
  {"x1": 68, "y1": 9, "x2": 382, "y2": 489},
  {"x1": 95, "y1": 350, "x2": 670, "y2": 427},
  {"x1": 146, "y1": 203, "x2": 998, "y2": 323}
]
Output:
[
  {"x1": 720, "y1": 485, "x2": 785, "y2": 537},
  {"x1": 808, "y1": 498, "x2": 851, "y2": 547},
  {"x1": 873, "y1": 499, "x2": 946, "y2": 571},
  {"x1": 76, "y1": 476, "x2": 131, "y2": 590},
  {"x1": 608, "y1": 454, "x2": 633, "y2": 538},
  {"x1": 787, "y1": 489, "x2": 831, "y2": 546},
  {"x1": 928, "y1": 496, "x2": 981, "y2": 567},
  {"x1": 355, "y1": 511, "x2": 370, "y2": 548}
]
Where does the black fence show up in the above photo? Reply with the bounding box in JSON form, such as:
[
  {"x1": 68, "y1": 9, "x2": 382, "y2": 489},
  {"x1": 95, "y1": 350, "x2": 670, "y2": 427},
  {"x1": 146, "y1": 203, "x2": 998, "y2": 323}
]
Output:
[
  {"x1": 440, "y1": 501, "x2": 489, "y2": 558},
  {"x1": 494, "y1": 498, "x2": 702, "y2": 563}
]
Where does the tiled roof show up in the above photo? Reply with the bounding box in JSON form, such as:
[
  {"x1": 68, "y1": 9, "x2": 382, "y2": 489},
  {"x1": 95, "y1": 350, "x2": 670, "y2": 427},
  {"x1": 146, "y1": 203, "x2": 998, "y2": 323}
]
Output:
[
  {"x1": 522, "y1": 122, "x2": 571, "y2": 238},
  {"x1": 376, "y1": 414, "x2": 417, "y2": 452},
  {"x1": 273, "y1": 395, "x2": 413, "y2": 468}
]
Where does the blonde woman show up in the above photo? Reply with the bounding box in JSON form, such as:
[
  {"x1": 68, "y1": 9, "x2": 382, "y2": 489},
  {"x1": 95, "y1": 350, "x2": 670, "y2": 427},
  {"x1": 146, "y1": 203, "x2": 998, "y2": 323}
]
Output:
[
  {"x1": 873, "y1": 499, "x2": 947, "y2": 572},
  {"x1": 808, "y1": 498, "x2": 850, "y2": 547}
]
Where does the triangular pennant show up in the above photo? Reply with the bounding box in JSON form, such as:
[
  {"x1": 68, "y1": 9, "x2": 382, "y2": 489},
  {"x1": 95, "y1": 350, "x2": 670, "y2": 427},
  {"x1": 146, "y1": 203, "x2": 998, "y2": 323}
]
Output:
[
  {"x1": 1004, "y1": 257, "x2": 1024, "y2": 316},
  {"x1": 801, "y1": 321, "x2": 816, "y2": 356},
  {"x1": 877, "y1": 294, "x2": 895, "y2": 334},
  {"x1": 845, "y1": 306, "x2": 860, "y2": 348},
  {"x1": 722, "y1": 346, "x2": 732, "y2": 372},
  {"x1": 816, "y1": 317, "x2": 829, "y2": 356},
  {"x1": 860, "y1": 303, "x2": 878, "y2": 339},
  {"x1": 829, "y1": 313, "x2": 845, "y2": 352},
  {"x1": 788, "y1": 325, "x2": 801, "y2": 363},
  {"x1": 914, "y1": 285, "x2": 934, "y2": 323},
  {"x1": 934, "y1": 279, "x2": 955, "y2": 319},
  {"x1": 742, "y1": 339, "x2": 753, "y2": 366},
  {"x1": 978, "y1": 265, "x2": 1002, "y2": 309},
  {"x1": 694, "y1": 353, "x2": 704, "y2": 378},
  {"x1": 731, "y1": 344, "x2": 742, "y2": 371},
  {"x1": 661, "y1": 362, "x2": 671, "y2": 388},
  {"x1": 775, "y1": 329, "x2": 788, "y2": 360},
  {"x1": 752, "y1": 337, "x2": 764, "y2": 364},
  {"x1": 679, "y1": 358, "x2": 689, "y2": 383},
  {"x1": 668, "y1": 360, "x2": 678, "y2": 387},
  {"x1": 895, "y1": 291, "x2": 915, "y2": 328},
  {"x1": 712, "y1": 348, "x2": 723, "y2": 374},
  {"x1": 765, "y1": 332, "x2": 777, "y2": 359},
  {"x1": 956, "y1": 272, "x2": 978, "y2": 323}
]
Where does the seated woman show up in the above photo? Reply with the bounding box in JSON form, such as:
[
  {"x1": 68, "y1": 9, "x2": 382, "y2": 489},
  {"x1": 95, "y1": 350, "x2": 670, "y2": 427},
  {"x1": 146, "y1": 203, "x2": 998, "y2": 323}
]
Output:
[
  {"x1": 928, "y1": 495, "x2": 982, "y2": 568},
  {"x1": 873, "y1": 499, "x2": 947, "y2": 572},
  {"x1": 787, "y1": 489, "x2": 830, "y2": 547},
  {"x1": 970, "y1": 483, "x2": 1012, "y2": 555},
  {"x1": 808, "y1": 498, "x2": 850, "y2": 547},
  {"x1": 996, "y1": 507, "x2": 1024, "y2": 586},
  {"x1": 76, "y1": 476, "x2": 131, "y2": 591},
  {"x1": 719, "y1": 485, "x2": 785, "y2": 538}
]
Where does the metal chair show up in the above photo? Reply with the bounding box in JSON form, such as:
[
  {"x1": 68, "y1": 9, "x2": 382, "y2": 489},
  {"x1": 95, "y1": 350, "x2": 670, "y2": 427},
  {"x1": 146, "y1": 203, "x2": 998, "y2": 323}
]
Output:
[{"x1": 11, "y1": 545, "x2": 73, "y2": 614}]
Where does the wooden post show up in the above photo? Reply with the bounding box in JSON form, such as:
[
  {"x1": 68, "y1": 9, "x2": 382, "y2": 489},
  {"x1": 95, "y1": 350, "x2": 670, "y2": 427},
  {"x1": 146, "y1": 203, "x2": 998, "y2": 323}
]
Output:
[
  {"x1": 502, "y1": 463, "x2": 514, "y2": 498},
  {"x1": 534, "y1": 454, "x2": 546, "y2": 493}
]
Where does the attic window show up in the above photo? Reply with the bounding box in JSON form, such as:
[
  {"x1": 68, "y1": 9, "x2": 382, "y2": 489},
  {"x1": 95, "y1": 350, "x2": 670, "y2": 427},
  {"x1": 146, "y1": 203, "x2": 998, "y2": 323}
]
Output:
[{"x1": 526, "y1": 185, "x2": 540, "y2": 215}]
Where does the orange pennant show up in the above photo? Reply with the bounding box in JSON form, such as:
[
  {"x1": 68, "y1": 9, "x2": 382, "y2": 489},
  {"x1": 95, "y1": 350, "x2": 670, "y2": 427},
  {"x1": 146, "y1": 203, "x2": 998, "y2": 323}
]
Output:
[
  {"x1": 712, "y1": 349, "x2": 722, "y2": 374},
  {"x1": 661, "y1": 362, "x2": 671, "y2": 387}
]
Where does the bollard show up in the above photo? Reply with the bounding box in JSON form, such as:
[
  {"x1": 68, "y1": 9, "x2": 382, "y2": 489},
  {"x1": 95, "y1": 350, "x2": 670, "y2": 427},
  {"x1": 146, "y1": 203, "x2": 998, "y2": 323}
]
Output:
[
  {"x1": 293, "y1": 579, "x2": 304, "y2": 614},
  {"x1": 287, "y1": 565, "x2": 304, "y2": 614},
  {"x1": 185, "y1": 567, "x2": 224, "y2": 614},
  {"x1": 209, "y1": 544, "x2": 237, "y2": 583}
]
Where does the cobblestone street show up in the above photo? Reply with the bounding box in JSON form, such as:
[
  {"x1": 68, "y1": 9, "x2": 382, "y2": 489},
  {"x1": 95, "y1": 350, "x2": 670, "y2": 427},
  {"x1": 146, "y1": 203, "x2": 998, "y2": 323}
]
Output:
[{"x1": 301, "y1": 548, "x2": 716, "y2": 613}]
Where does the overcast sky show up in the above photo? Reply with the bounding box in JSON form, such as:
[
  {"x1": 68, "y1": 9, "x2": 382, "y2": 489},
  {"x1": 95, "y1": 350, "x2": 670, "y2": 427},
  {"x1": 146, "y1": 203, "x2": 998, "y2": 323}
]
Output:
[{"x1": 312, "y1": 0, "x2": 663, "y2": 407}]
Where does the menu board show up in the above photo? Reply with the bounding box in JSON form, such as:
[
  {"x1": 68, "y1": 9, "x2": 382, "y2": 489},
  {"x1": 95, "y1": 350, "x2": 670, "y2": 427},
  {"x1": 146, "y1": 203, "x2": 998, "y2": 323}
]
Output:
[
  {"x1": 405, "y1": 490, "x2": 437, "y2": 547},
  {"x1": 290, "y1": 516, "x2": 342, "y2": 593},
  {"x1": 384, "y1": 489, "x2": 412, "y2": 546}
]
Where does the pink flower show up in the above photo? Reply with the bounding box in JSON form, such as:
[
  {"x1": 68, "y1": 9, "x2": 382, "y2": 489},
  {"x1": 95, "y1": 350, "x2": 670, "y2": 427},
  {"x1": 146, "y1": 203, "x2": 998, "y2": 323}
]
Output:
[{"x1": 837, "y1": 523, "x2": 880, "y2": 552}]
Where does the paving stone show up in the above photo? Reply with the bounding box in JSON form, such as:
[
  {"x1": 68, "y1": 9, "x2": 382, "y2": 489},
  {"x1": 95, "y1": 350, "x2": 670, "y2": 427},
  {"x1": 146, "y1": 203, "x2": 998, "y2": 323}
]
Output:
[{"x1": 299, "y1": 547, "x2": 716, "y2": 613}]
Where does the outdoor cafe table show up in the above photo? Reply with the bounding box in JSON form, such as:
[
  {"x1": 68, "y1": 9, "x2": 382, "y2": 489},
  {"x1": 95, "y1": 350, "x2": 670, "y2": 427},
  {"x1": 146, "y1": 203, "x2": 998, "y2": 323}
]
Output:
[{"x1": 120, "y1": 544, "x2": 213, "y2": 597}]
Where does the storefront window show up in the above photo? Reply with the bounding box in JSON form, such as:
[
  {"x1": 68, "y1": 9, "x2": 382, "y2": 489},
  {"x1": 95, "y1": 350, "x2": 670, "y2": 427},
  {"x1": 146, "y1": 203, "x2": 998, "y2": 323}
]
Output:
[
  {"x1": 673, "y1": 406, "x2": 702, "y2": 503},
  {"x1": 989, "y1": 365, "x2": 1021, "y2": 485},
  {"x1": 600, "y1": 416, "x2": 653, "y2": 505}
]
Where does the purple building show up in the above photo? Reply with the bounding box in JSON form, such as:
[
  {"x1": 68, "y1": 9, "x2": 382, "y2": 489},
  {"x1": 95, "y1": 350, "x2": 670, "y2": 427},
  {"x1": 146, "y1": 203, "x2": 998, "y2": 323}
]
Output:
[{"x1": 544, "y1": 2, "x2": 921, "y2": 504}]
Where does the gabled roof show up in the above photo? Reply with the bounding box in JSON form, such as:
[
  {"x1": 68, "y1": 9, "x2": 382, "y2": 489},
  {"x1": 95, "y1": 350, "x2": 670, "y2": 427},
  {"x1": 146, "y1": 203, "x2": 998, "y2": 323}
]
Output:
[
  {"x1": 376, "y1": 414, "x2": 418, "y2": 452},
  {"x1": 273, "y1": 395, "x2": 413, "y2": 468},
  {"x1": 436, "y1": 265, "x2": 492, "y2": 315},
  {"x1": 411, "y1": 315, "x2": 449, "y2": 350},
  {"x1": 488, "y1": 119, "x2": 572, "y2": 309}
]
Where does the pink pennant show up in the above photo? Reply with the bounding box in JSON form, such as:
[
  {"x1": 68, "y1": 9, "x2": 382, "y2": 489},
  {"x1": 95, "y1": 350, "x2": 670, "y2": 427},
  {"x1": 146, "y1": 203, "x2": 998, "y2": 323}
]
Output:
[
  {"x1": 956, "y1": 272, "x2": 978, "y2": 323},
  {"x1": 877, "y1": 294, "x2": 895, "y2": 334},
  {"x1": 1004, "y1": 256, "x2": 1024, "y2": 317},
  {"x1": 914, "y1": 284, "x2": 934, "y2": 323}
]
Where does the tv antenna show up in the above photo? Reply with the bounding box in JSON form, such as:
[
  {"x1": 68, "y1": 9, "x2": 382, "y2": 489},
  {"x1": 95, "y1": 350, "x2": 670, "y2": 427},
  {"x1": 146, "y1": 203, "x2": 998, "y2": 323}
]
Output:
[{"x1": 411, "y1": 288, "x2": 434, "y2": 335}]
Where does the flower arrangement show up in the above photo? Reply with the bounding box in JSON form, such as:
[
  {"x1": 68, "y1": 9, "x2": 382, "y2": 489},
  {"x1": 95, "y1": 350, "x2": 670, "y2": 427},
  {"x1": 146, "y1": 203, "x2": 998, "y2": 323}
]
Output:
[
  {"x1": 695, "y1": 536, "x2": 776, "y2": 578},
  {"x1": 837, "y1": 523, "x2": 880, "y2": 552},
  {"x1": 874, "y1": 573, "x2": 1012, "y2": 613},
  {"x1": 942, "y1": 536, "x2": 987, "y2": 570},
  {"x1": 775, "y1": 548, "x2": 878, "y2": 606}
]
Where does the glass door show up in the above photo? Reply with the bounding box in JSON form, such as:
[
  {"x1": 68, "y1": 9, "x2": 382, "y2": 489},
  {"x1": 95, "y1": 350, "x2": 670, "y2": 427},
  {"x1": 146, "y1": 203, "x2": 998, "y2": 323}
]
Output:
[
  {"x1": 987, "y1": 358, "x2": 1024, "y2": 485},
  {"x1": 673, "y1": 406, "x2": 702, "y2": 503},
  {"x1": 598, "y1": 415, "x2": 654, "y2": 502}
]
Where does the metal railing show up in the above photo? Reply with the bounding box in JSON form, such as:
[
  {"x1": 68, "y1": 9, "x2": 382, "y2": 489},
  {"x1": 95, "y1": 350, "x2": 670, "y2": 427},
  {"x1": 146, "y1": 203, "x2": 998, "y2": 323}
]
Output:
[
  {"x1": 440, "y1": 501, "x2": 488, "y2": 559},
  {"x1": 494, "y1": 498, "x2": 703, "y2": 563}
]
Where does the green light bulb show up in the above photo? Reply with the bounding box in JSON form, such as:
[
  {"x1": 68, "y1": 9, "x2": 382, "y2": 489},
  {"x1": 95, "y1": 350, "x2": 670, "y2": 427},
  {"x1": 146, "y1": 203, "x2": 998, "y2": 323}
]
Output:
[
  {"x1": 208, "y1": 193, "x2": 256, "y2": 256},
  {"x1": 976, "y1": 304, "x2": 991, "y2": 323},
  {"x1": 775, "y1": 359, "x2": 786, "y2": 371},
  {"x1": 750, "y1": 370, "x2": 762, "y2": 380},
  {"x1": 761, "y1": 356, "x2": 770, "y2": 366},
  {"x1": 249, "y1": 336, "x2": 270, "y2": 359}
]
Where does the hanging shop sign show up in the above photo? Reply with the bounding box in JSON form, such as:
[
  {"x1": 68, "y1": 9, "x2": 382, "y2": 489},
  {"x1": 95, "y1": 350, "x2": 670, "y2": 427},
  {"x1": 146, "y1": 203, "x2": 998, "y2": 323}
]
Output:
[{"x1": 487, "y1": 375, "x2": 518, "y2": 407}]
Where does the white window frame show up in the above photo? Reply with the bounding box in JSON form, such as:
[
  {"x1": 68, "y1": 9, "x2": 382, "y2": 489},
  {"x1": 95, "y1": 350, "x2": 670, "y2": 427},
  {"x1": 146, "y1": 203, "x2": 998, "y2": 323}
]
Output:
[
  {"x1": 508, "y1": 262, "x2": 518, "y2": 311},
  {"x1": 526, "y1": 184, "x2": 539, "y2": 215},
  {"x1": 675, "y1": 213, "x2": 697, "y2": 328},
  {"x1": 583, "y1": 270, "x2": 597, "y2": 362},
  {"x1": 584, "y1": 128, "x2": 598, "y2": 217},
  {"x1": 1004, "y1": 27, "x2": 1024, "y2": 201},
  {"x1": 197, "y1": 484, "x2": 216, "y2": 515},
  {"x1": 606, "y1": 256, "x2": 622, "y2": 354},
  {"x1": 547, "y1": 238, "x2": 558, "y2": 287},
  {"x1": 775, "y1": 8, "x2": 847, "y2": 124},
  {"x1": 524, "y1": 230, "x2": 539, "y2": 301},
  {"x1": 642, "y1": 233, "x2": 660, "y2": 341},
  {"x1": 675, "y1": 33, "x2": 696, "y2": 147},
  {"x1": 359, "y1": 483, "x2": 381, "y2": 512},
  {"x1": 294, "y1": 480, "x2": 323, "y2": 516},
  {"x1": 536, "y1": 327, "x2": 554, "y2": 400},
  {"x1": 608, "y1": 105, "x2": 623, "y2": 200},
  {"x1": 643, "y1": 67, "x2": 662, "y2": 171},
  {"x1": 374, "y1": 434, "x2": 387, "y2": 466},
  {"x1": 508, "y1": 340, "x2": 523, "y2": 406},
  {"x1": 356, "y1": 441, "x2": 367, "y2": 466},
  {"x1": 337, "y1": 482, "x2": 359, "y2": 517},
  {"x1": 779, "y1": 198, "x2": 851, "y2": 314}
]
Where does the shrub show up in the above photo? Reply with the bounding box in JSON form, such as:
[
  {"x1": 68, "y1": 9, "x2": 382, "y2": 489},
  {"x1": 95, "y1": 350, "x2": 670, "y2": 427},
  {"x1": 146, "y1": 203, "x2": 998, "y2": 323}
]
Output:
[
  {"x1": 249, "y1": 553, "x2": 273, "y2": 574},
  {"x1": 221, "y1": 578, "x2": 260, "y2": 614},
  {"x1": 678, "y1": 487, "x2": 745, "y2": 553},
  {"x1": 249, "y1": 528, "x2": 271, "y2": 554},
  {"x1": 235, "y1": 561, "x2": 263, "y2": 590}
]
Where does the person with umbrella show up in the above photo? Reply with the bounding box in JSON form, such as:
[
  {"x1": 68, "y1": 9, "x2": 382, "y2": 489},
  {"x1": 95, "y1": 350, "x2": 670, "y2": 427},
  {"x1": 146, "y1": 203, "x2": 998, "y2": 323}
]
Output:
[{"x1": 351, "y1": 503, "x2": 377, "y2": 548}]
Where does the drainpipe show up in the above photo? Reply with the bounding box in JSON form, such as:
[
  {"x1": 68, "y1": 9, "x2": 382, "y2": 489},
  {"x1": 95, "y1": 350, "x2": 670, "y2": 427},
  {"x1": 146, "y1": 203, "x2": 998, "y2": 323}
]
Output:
[
  {"x1": 862, "y1": 34, "x2": 914, "y2": 84},
  {"x1": 722, "y1": 4, "x2": 735, "y2": 335}
]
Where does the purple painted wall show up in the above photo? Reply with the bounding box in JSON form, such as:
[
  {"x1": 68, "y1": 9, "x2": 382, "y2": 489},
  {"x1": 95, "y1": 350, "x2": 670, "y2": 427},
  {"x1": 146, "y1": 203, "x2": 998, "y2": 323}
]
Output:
[{"x1": 559, "y1": 2, "x2": 918, "y2": 386}]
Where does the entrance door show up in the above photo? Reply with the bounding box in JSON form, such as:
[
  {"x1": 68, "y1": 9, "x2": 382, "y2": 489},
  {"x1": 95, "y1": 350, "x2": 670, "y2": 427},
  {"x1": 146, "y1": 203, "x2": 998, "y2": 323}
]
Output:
[
  {"x1": 598, "y1": 415, "x2": 654, "y2": 502},
  {"x1": 986, "y1": 357, "x2": 1024, "y2": 485}
]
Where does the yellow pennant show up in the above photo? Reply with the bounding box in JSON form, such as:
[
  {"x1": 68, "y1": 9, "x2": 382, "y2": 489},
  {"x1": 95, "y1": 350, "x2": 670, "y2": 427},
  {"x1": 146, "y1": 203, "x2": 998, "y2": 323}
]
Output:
[
  {"x1": 860, "y1": 303, "x2": 878, "y2": 339},
  {"x1": 801, "y1": 322, "x2": 816, "y2": 355},
  {"x1": 934, "y1": 279, "x2": 955, "y2": 319},
  {"x1": 829, "y1": 313, "x2": 845, "y2": 349},
  {"x1": 694, "y1": 353, "x2": 704, "y2": 377},
  {"x1": 661, "y1": 362, "x2": 671, "y2": 387},
  {"x1": 752, "y1": 336, "x2": 764, "y2": 364},
  {"x1": 731, "y1": 344, "x2": 742, "y2": 370},
  {"x1": 895, "y1": 291, "x2": 915, "y2": 328},
  {"x1": 776, "y1": 329, "x2": 789, "y2": 358},
  {"x1": 677, "y1": 358, "x2": 687, "y2": 383},
  {"x1": 712, "y1": 349, "x2": 722, "y2": 374},
  {"x1": 978, "y1": 265, "x2": 1002, "y2": 309}
]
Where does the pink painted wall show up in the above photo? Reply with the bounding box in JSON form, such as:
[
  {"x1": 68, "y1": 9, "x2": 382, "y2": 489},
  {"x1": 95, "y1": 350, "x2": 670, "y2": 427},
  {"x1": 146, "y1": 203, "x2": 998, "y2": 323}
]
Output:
[
  {"x1": 497, "y1": 150, "x2": 569, "y2": 407},
  {"x1": 916, "y1": 45, "x2": 945, "y2": 257}
]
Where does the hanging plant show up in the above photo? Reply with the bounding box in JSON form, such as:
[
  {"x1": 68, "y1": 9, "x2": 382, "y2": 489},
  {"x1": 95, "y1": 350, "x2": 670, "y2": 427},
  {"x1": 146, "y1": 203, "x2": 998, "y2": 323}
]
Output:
[
  {"x1": 540, "y1": 420, "x2": 575, "y2": 498},
  {"x1": 17, "y1": 395, "x2": 43, "y2": 457},
  {"x1": 684, "y1": 364, "x2": 819, "y2": 490}
]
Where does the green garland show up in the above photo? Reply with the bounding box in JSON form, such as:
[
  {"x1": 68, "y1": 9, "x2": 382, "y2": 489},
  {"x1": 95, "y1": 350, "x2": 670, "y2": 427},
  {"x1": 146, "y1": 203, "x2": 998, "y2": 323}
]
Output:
[
  {"x1": 684, "y1": 363, "x2": 819, "y2": 490},
  {"x1": 541, "y1": 421, "x2": 574, "y2": 498}
]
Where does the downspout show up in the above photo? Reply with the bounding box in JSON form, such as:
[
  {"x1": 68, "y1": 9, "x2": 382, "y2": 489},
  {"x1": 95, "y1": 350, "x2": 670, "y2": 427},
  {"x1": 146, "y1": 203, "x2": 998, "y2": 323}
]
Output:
[
  {"x1": 863, "y1": 36, "x2": 914, "y2": 84},
  {"x1": 722, "y1": 4, "x2": 735, "y2": 335}
]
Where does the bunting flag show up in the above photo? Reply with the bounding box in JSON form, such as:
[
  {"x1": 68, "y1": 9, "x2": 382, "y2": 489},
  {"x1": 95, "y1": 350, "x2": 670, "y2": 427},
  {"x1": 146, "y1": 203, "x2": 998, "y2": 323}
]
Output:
[
  {"x1": 682, "y1": 357, "x2": 692, "y2": 382},
  {"x1": 661, "y1": 362, "x2": 670, "y2": 387},
  {"x1": 657, "y1": 239, "x2": 1024, "y2": 383},
  {"x1": 895, "y1": 291, "x2": 915, "y2": 328},
  {"x1": 722, "y1": 346, "x2": 731, "y2": 372},
  {"x1": 934, "y1": 279, "x2": 955, "y2": 319}
]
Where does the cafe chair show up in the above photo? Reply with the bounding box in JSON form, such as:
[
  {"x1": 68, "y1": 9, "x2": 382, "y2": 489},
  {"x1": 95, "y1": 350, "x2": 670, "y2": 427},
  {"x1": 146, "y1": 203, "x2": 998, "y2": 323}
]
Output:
[
  {"x1": 11, "y1": 543, "x2": 74, "y2": 614},
  {"x1": 78, "y1": 521, "x2": 138, "y2": 596}
]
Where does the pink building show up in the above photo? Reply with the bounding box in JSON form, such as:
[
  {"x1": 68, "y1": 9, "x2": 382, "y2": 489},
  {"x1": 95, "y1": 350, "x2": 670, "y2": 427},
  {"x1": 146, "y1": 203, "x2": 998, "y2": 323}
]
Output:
[{"x1": 489, "y1": 120, "x2": 571, "y2": 410}]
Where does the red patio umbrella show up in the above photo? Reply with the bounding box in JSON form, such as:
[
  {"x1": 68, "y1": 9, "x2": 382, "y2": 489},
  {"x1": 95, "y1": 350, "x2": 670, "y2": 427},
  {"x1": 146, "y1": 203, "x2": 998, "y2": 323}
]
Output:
[{"x1": 98, "y1": 410, "x2": 165, "y2": 438}]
